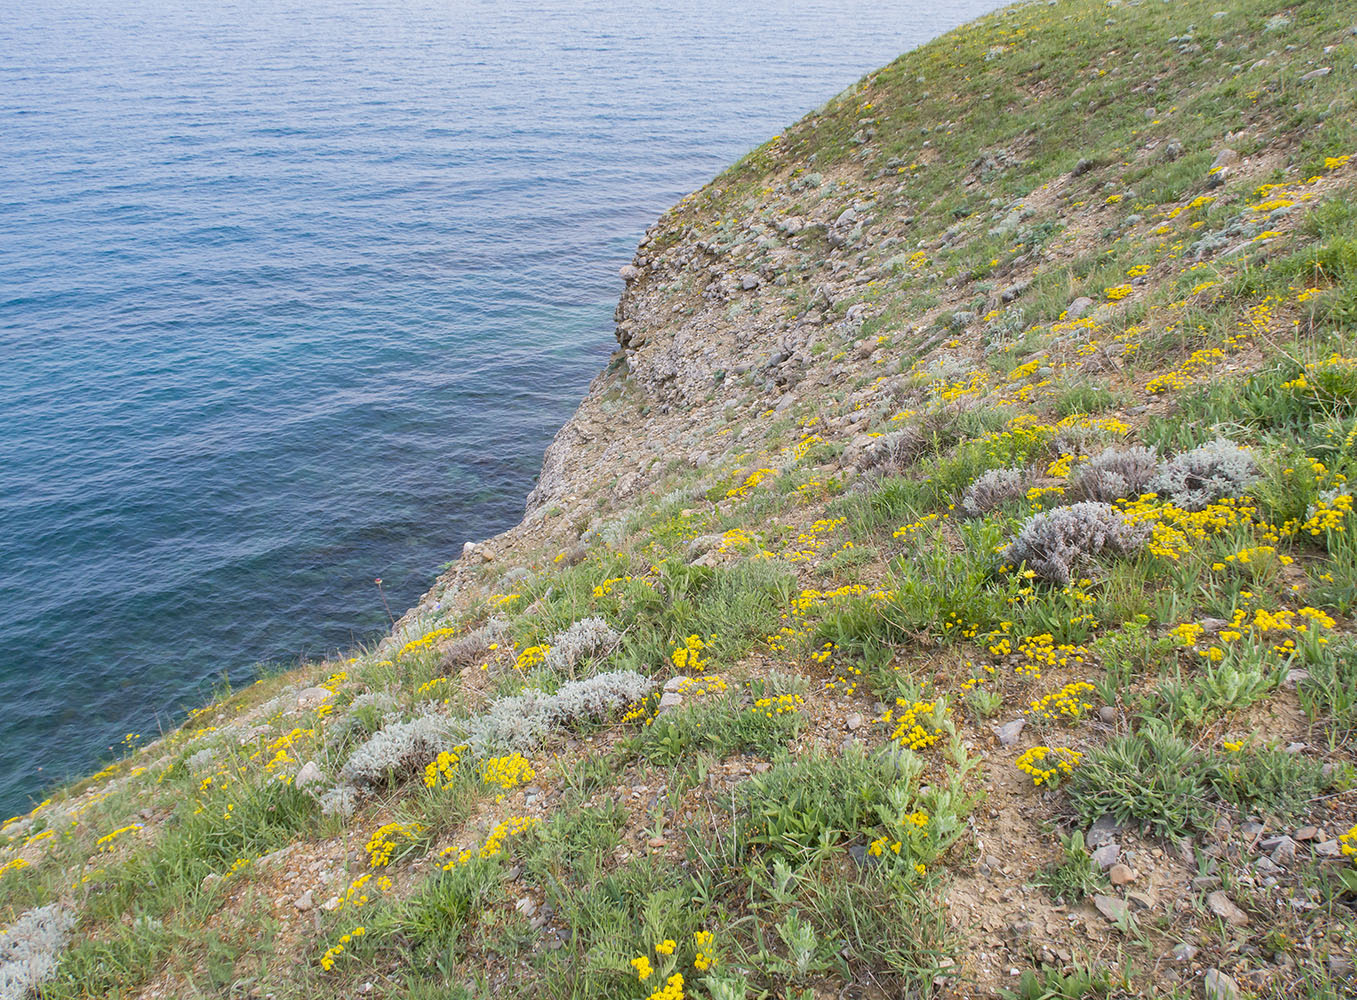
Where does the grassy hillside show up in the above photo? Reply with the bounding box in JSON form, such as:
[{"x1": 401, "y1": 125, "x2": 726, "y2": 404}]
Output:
[{"x1": 3, "y1": 0, "x2": 1356, "y2": 997}]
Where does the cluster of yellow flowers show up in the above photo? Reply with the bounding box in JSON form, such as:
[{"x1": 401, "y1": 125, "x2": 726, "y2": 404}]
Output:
[
  {"x1": 726, "y1": 467, "x2": 776, "y2": 499},
  {"x1": 676, "y1": 674, "x2": 727, "y2": 697},
  {"x1": 94, "y1": 823, "x2": 142, "y2": 853},
  {"x1": 481, "y1": 753, "x2": 535, "y2": 792},
  {"x1": 1211, "y1": 545, "x2": 1292, "y2": 571},
  {"x1": 880, "y1": 699, "x2": 948, "y2": 750},
  {"x1": 260, "y1": 727, "x2": 316, "y2": 782},
  {"x1": 365, "y1": 821, "x2": 422, "y2": 868},
  {"x1": 621, "y1": 693, "x2": 660, "y2": 727},
  {"x1": 1339, "y1": 823, "x2": 1357, "y2": 861},
  {"x1": 785, "y1": 516, "x2": 847, "y2": 563},
  {"x1": 318, "y1": 925, "x2": 366, "y2": 970},
  {"x1": 670, "y1": 634, "x2": 711, "y2": 672},
  {"x1": 1105, "y1": 284, "x2": 1132, "y2": 301},
  {"x1": 415, "y1": 675, "x2": 449, "y2": 698},
  {"x1": 750, "y1": 693, "x2": 805, "y2": 718},
  {"x1": 1028, "y1": 681, "x2": 1096, "y2": 723},
  {"x1": 337, "y1": 871, "x2": 392, "y2": 910},
  {"x1": 440, "y1": 815, "x2": 539, "y2": 870},
  {"x1": 423, "y1": 748, "x2": 465, "y2": 788},
  {"x1": 693, "y1": 930, "x2": 717, "y2": 972},
  {"x1": 0, "y1": 857, "x2": 29, "y2": 878},
  {"x1": 514, "y1": 644, "x2": 550, "y2": 671},
  {"x1": 893, "y1": 510, "x2": 946, "y2": 540},
  {"x1": 647, "y1": 973, "x2": 686, "y2": 1000},
  {"x1": 986, "y1": 630, "x2": 1087, "y2": 681},
  {"x1": 1119, "y1": 495, "x2": 1260, "y2": 561},
  {"x1": 396, "y1": 627, "x2": 458, "y2": 660},
  {"x1": 790, "y1": 433, "x2": 822, "y2": 462},
  {"x1": 1298, "y1": 492, "x2": 1353, "y2": 536},
  {"x1": 592, "y1": 574, "x2": 653, "y2": 598},
  {"x1": 1015, "y1": 746, "x2": 1082, "y2": 786}
]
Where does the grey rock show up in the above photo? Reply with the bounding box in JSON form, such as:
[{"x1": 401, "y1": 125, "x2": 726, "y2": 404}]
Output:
[
  {"x1": 1283, "y1": 668, "x2": 1309, "y2": 690},
  {"x1": 1091, "y1": 843, "x2": 1120, "y2": 870},
  {"x1": 1073, "y1": 157, "x2": 1096, "y2": 176},
  {"x1": 1170, "y1": 942, "x2": 1198, "y2": 961},
  {"x1": 1093, "y1": 894, "x2": 1131, "y2": 923},
  {"x1": 1313, "y1": 839, "x2": 1341, "y2": 857},
  {"x1": 296, "y1": 687, "x2": 332, "y2": 710},
  {"x1": 294, "y1": 890, "x2": 314, "y2": 912},
  {"x1": 1098, "y1": 705, "x2": 1117, "y2": 724},
  {"x1": 740, "y1": 274, "x2": 761, "y2": 291},
  {"x1": 294, "y1": 761, "x2": 325, "y2": 790},
  {"x1": 1087, "y1": 814, "x2": 1125, "y2": 848},
  {"x1": 993, "y1": 718, "x2": 1025, "y2": 746},
  {"x1": 657, "y1": 692, "x2": 683, "y2": 712},
  {"x1": 1206, "y1": 891, "x2": 1249, "y2": 926},
  {"x1": 1126, "y1": 890, "x2": 1156, "y2": 911},
  {"x1": 1204, "y1": 969, "x2": 1240, "y2": 1000},
  {"x1": 846, "y1": 713, "x2": 864, "y2": 731},
  {"x1": 1254, "y1": 855, "x2": 1283, "y2": 875},
  {"x1": 1066, "y1": 296, "x2": 1095, "y2": 320},
  {"x1": 1299, "y1": 67, "x2": 1332, "y2": 83},
  {"x1": 619, "y1": 264, "x2": 640, "y2": 282}
]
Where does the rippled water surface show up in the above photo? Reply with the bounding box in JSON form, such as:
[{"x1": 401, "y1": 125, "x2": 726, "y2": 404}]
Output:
[{"x1": 0, "y1": 0, "x2": 1000, "y2": 812}]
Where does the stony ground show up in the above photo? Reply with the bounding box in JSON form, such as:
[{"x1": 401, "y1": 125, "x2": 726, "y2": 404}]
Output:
[{"x1": 4, "y1": 0, "x2": 1357, "y2": 998}]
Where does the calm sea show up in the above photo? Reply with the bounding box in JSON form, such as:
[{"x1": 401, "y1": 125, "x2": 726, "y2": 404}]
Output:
[{"x1": 0, "y1": 0, "x2": 1000, "y2": 813}]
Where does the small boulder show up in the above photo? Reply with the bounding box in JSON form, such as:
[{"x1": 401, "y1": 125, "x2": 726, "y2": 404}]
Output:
[
  {"x1": 1109, "y1": 863, "x2": 1135, "y2": 886},
  {"x1": 993, "y1": 718, "x2": 1025, "y2": 746},
  {"x1": 1066, "y1": 296, "x2": 1095, "y2": 320},
  {"x1": 619, "y1": 264, "x2": 640, "y2": 281},
  {"x1": 1204, "y1": 969, "x2": 1240, "y2": 1000},
  {"x1": 295, "y1": 687, "x2": 331, "y2": 711},
  {"x1": 1093, "y1": 894, "x2": 1131, "y2": 924},
  {"x1": 294, "y1": 890, "x2": 314, "y2": 912},
  {"x1": 1091, "y1": 843, "x2": 1120, "y2": 870},
  {"x1": 1299, "y1": 67, "x2": 1332, "y2": 83},
  {"x1": 741, "y1": 274, "x2": 761, "y2": 291},
  {"x1": 294, "y1": 761, "x2": 325, "y2": 790},
  {"x1": 1206, "y1": 890, "x2": 1249, "y2": 926}
]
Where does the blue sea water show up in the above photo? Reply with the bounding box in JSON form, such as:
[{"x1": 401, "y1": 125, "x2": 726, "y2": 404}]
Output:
[{"x1": 0, "y1": 0, "x2": 1000, "y2": 813}]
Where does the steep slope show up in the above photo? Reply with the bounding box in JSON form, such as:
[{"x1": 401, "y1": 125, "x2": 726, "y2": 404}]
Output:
[{"x1": 3, "y1": 1, "x2": 1357, "y2": 998}]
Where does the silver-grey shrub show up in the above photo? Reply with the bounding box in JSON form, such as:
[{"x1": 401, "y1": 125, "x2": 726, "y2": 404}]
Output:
[
  {"x1": 1005, "y1": 502, "x2": 1148, "y2": 586},
  {"x1": 0, "y1": 905, "x2": 75, "y2": 1000},
  {"x1": 1149, "y1": 438, "x2": 1258, "y2": 511},
  {"x1": 337, "y1": 710, "x2": 457, "y2": 791},
  {"x1": 960, "y1": 468, "x2": 1026, "y2": 517},
  {"x1": 1071, "y1": 446, "x2": 1159, "y2": 503},
  {"x1": 463, "y1": 669, "x2": 652, "y2": 756},
  {"x1": 543, "y1": 617, "x2": 619, "y2": 673}
]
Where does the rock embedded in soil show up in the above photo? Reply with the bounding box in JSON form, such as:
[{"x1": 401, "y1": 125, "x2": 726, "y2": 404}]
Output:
[
  {"x1": 1093, "y1": 894, "x2": 1131, "y2": 924},
  {"x1": 1206, "y1": 891, "x2": 1249, "y2": 926},
  {"x1": 1204, "y1": 968, "x2": 1240, "y2": 1000},
  {"x1": 1091, "y1": 843, "x2": 1120, "y2": 870},
  {"x1": 1086, "y1": 815, "x2": 1125, "y2": 848},
  {"x1": 1108, "y1": 863, "x2": 1135, "y2": 885},
  {"x1": 993, "y1": 718, "x2": 1025, "y2": 746}
]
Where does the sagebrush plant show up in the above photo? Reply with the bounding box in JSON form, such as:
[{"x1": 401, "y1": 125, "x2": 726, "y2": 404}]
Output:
[
  {"x1": 1070, "y1": 445, "x2": 1159, "y2": 503},
  {"x1": 1005, "y1": 502, "x2": 1148, "y2": 586},
  {"x1": 1149, "y1": 438, "x2": 1258, "y2": 511},
  {"x1": 960, "y1": 467, "x2": 1027, "y2": 517},
  {"x1": 542, "y1": 616, "x2": 620, "y2": 674},
  {"x1": 0, "y1": 904, "x2": 75, "y2": 999}
]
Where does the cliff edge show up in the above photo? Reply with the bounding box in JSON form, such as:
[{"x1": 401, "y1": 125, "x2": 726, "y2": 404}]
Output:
[{"x1": 4, "y1": 0, "x2": 1357, "y2": 997}]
